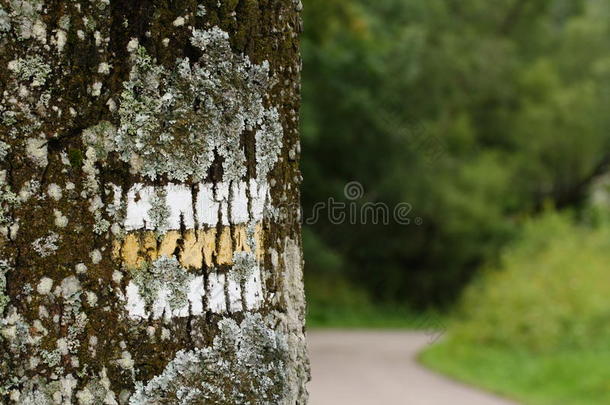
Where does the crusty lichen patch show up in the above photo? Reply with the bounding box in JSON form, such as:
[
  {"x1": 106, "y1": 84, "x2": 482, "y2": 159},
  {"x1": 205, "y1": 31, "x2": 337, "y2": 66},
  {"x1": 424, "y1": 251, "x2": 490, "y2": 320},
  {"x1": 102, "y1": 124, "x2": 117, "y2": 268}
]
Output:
[
  {"x1": 129, "y1": 313, "x2": 289, "y2": 405},
  {"x1": 7, "y1": 55, "x2": 51, "y2": 87},
  {"x1": 115, "y1": 27, "x2": 283, "y2": 182},
  {"x1": 129, "y1": 256, "x2": 193, "y2": 314},
  {"x1": 0, "y1": 171, "x2": 19, "y2": 232},
  {"x1": 0, "y1": 260, "x2": 10, "y2": 314}
]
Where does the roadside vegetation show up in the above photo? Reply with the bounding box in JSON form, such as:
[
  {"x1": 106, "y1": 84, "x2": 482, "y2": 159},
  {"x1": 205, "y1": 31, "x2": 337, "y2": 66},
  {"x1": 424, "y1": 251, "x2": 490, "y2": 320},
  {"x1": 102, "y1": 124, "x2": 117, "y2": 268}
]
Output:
[{"x1": 421, "y1": 210, "x2": 610, "y2": 404}]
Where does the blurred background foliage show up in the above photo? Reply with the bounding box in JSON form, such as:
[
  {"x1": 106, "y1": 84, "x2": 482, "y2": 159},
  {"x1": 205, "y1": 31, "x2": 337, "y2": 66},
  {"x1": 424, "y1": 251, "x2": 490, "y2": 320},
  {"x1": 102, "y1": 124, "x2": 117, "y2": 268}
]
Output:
[
  {"x1": 301, "y1": 0, "x2": 610, "y2": 401},
  {"x1": 453, "y1": 208, "x2": 610, "y2": 353},
  {"x1": 419, "y1": 207, "x2": 610, "y2": 404},
  {"x1": 300, "y1": 0, "x2": 610, "y2": 318}
]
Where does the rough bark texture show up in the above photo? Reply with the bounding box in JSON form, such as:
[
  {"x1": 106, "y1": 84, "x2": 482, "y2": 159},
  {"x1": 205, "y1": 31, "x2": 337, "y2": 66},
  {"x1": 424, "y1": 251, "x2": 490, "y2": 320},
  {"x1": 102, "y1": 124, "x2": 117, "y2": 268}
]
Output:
[{"x1": 0, "y1": 0, "x2": 308, "y2": 403}]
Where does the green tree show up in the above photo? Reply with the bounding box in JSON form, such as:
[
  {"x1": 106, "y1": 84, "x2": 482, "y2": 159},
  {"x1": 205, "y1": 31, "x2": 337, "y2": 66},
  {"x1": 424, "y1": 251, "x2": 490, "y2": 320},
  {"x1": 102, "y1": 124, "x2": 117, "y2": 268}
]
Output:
[{"x1": 301, "y1": 0, "x2": 610, "y2": 307}]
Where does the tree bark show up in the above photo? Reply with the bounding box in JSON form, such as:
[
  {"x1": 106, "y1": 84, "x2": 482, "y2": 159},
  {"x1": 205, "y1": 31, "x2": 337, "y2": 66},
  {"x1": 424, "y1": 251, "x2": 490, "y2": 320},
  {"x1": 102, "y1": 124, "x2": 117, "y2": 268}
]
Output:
[{"x1": 0, "y1": 0, "x2": 308, "y2": 403}]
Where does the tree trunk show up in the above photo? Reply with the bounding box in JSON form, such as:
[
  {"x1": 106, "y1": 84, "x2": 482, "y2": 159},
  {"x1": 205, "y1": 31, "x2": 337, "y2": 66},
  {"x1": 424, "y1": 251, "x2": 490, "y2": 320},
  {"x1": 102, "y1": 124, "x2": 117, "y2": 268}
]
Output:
[{"x1": 0, "y1": 0, "x2": 308, "y2": 403}]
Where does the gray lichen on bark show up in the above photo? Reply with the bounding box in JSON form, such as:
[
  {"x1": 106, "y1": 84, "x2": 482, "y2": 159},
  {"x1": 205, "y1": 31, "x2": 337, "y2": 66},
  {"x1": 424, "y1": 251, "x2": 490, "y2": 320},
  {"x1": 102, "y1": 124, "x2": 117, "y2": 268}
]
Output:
[
  {"x1": 115, "y1": 26, "x2": 283, "y2": 182},
  {"x1": 129, "y1": 313, "x2": 289, "y2": 405}
]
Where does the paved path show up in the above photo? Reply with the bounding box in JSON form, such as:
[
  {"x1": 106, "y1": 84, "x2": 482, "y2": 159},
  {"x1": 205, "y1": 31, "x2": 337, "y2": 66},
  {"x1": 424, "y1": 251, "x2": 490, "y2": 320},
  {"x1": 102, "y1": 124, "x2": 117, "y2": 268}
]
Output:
[{"x1": 307, "y1": 330, "x2": 518, "y2": 405}]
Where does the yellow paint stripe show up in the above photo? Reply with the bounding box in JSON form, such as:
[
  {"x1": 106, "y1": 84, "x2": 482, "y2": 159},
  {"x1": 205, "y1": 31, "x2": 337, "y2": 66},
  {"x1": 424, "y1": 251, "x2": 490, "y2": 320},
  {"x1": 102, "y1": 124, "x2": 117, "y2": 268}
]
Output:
[{"x1": 113, "y1": 224, "x2": 263, "y2": 270}]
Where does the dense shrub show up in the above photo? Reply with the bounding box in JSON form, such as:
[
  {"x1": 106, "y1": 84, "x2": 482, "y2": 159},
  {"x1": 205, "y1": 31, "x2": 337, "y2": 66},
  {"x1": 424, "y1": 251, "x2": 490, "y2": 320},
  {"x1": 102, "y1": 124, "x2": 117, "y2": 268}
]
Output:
[{"x1": 451, "y1": 211, "x2": 610, "y2": 352}]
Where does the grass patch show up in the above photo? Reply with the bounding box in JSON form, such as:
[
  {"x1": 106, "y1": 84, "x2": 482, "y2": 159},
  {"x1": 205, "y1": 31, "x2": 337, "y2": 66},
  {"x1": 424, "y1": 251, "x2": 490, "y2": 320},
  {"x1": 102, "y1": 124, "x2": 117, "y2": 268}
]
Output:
[
  {"x1": 420, "y1": 338, "x2": 610, "y2": 405},
  {"x1": 304, "y1": 257, "x2": 445, "y2": 329},
  {"x1": 307, "y1": 302, "x2": 445, "y2": 330}
]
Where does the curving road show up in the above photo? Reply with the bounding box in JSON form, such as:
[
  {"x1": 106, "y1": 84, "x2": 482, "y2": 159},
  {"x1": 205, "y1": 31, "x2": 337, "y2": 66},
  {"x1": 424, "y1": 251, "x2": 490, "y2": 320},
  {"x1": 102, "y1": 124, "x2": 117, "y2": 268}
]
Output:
[{"x1": 307, "y1": 330, "x2": 518, "y2": 405}]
